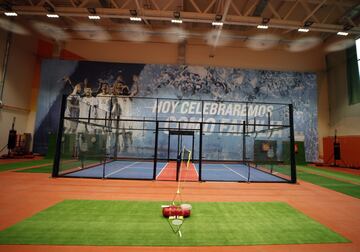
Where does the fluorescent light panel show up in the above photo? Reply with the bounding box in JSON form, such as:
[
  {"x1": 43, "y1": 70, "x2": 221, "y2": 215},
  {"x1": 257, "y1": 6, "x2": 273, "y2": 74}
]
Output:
[
  {"x1": 257, "y1": 24, "x2": 268, "y2": 29},
  {"x1": 4, "y1": 12, "x2": 18, "y2": 16},
  {"x1": 46, "y1": 14, "x2": 59, "y2": 18},
  {"x1": 298, "y1": 28, "x2": 309, "y2": 32},
  {"x1": 337, "y1": 31, "x2": 348, "y2": 36},
  {"x1": 130, "y1": 16, "x2": 141, "y2": 21},
  {"x1": 171, "y1": 19, "x2": 182, "y2": 23},
  {"x1": 88, "y1": 15, "x2": 100, "y2": 20},
  {"x1": 212, "y1": 21, "x2": 223, "y2": 26}
]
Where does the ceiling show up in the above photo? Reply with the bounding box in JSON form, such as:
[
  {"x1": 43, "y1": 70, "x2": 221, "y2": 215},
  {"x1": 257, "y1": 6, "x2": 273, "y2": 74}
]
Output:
[{"x1": 1, "y1": 0, "x2": 360, "y2": 51}]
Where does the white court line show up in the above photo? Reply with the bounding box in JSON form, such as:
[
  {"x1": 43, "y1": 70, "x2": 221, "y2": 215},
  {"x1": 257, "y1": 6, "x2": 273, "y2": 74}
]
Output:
[
  {"x1": 155, "y1": 162, "x2": 170, "y2": 179},
  {"x1": 222, "y1": 164, "x2": 248, "y2": 180},
  {"x1": 192, "y1": 163, "x2": 199, "y2": 177},
  {"x1": 105, "y1": 162, "x2": 139, "y2": 178}
]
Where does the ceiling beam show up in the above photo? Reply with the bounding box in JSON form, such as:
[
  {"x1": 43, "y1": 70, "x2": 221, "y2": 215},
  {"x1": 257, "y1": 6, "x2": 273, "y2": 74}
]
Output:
[
  {"x1": 69, "y1": 0, "x2": 77, "y2": 8},
  {"x1": 189, "y1": 0, "x2": 202, "y2": 13},
  {"x1": 110, "y1": 0, "x2": 119, "y2": 8},
  {"x1": 298, "y1": 0, "x2": 320, "y2": 22},
  {"x1": 321, "y1": 4, "x2": 335, "y2": 23},
  {"x1": 150, "y1": 0, "x2": 160, "y2": 10},
  {"x1": 302, "y1": 0, "x2": 327, "y2": 23},
  {"x1": 121, "y1": 0, "x2": 131, "y2": 9},
  {"x1": 230, "y1": 0, "x2": 241, "y2": 16},
  {"x1": 79, "y1": 0, "x2": 89, "y2": 8},
  {"x1": 135, "y1": 0, "x2": 151, "y2": 27},
  {"x1": 162, "y1": 0, "x2": 175, "y2": 11},
  {"x1": 244, "y1": 0, "x2": 259, "y2": 16},
  {"x1": 9, "y1": 5, "x2": 360, "y2": 34},
  {"x1": 283, "y1": 0, "x2": 298, "y2": 20},
  {"x1": 281, "y1": 0, "x2": 355, "y2": 8},
  {"x1": 268, "y1": 2, "x2": 281, "y2": 19},
  {"x1": 204, "y1": 0, "x2": 217, "y2": 14}
]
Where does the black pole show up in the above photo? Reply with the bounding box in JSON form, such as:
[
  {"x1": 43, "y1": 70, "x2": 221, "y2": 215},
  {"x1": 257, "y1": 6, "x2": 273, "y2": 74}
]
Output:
[
  {"x1": 153, "y1": 121, "x2": 159, "y2": 180},
  {"x1": 155, "y1": 98, "x2": 159, "y2": 121},
  {"x1": 199, "y1": 122, "x2": 203, "y2": 181},
  {"x1": 113, "y1": 116, "x2": 120, "y2": 159},
  {"x1": 245, "y1": 103, "x2": 248, "y2": 134},
  {"x1": 167, "y1": 129, "x2": 171, "y2": 160},
  {"x1": 242, "y1": 121, "x2": 246, "y2": 162},
  {"x1": 289, "y1": 104, "x2": 297, "y2": 183},
  {"x1": 102, "y1": 157, "x2": 106, "y2": 179},
  {"x1": 191, "y1": 133, "x2": 195, "y2": 161},
  {"x1": 52, "y1": 95, "x2": 67, "y2": 177}
]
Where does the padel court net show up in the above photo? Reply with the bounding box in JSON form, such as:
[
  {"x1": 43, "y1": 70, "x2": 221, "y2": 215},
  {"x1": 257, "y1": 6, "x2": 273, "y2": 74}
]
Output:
[{"x1": 53, "y1": 97, "x2": 297, "y2": 183}]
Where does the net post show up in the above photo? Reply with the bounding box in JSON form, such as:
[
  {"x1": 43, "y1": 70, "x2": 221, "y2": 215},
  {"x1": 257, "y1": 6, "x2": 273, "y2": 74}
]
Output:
[
  {"x1": 153, "y1": 121, "x2": 159, "y2": 180},
  {"x1": 289, "y1": 104, "x2": 297, "y2": 183},
  {"x1": 52, "y1": 94, "x2": 67, "y2": 177},
  {"x1": 176, "y1": 151, "x2": 181, "y2": 181},
  {"x1": 199, "y1": 122, "x2": 203, "y2": 181}
]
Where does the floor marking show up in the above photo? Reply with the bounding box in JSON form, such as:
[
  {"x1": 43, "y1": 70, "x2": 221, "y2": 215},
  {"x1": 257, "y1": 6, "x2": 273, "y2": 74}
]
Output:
[
  {"x1": 156, "y1": 162, "x2": 170, "y2": 179},
  {"x1": 105, "y1": 162, "x2": 139, "y2": 178},
  {"x1": 222, "y1": 164, "x2": 248, "y2": 180}
]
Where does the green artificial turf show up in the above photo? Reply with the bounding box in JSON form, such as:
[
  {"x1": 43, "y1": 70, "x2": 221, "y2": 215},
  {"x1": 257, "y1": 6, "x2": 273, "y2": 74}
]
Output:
[
  {"x1": 0, "y1": 200, "x2": 349, "y2": 246},
  {"x1": 298, "y1": 173, "x2": 360, "y2": 199},
  {"x1": 17, "y1": 160, "x2": 97, "y2": 174},
  {"x1": 297, "y1": 166, "x2": 360, "y2": 184},
  {"x1": 0, "y1": 159, "x2": 52, "y2": 172},
  {"x1": 266, "y1": 165, "x2": 360, "y2": 199}
]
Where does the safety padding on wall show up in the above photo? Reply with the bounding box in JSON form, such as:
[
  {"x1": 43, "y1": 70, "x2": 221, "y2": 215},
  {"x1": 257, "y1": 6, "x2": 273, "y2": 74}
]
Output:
[{"x1": 323, "y1": 136, "x2": 360, "y2": 168}]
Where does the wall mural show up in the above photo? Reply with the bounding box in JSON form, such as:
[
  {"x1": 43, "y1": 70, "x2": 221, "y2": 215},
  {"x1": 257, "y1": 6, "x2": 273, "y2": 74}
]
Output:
[{"x1": 34, "y1": 59, "x2": 318, "y2": 161}]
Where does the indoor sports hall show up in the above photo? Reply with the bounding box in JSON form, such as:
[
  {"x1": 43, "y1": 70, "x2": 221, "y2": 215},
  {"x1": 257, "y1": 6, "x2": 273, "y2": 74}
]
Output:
[{"x1": 0, "y1": 1, "x2": 359, "y2": 251}]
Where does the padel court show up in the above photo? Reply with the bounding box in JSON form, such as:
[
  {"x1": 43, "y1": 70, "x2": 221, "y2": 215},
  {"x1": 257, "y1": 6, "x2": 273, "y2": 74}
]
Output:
[
  {"x1": 54, "y1": 100, "x2": 295, "y2": 183},
  {"x1": 63, "y1": 160, "x2": 286, "y2": 182}
]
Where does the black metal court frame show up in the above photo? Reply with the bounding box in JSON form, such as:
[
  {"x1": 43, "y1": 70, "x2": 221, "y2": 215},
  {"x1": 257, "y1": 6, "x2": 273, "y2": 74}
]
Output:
[{"x1": 53, "y1": 95, "x2": 297, "y2": 183}]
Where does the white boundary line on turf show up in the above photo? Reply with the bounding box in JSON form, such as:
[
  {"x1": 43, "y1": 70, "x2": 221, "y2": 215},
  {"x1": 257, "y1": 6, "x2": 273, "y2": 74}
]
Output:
[
  {"x1": 222, "y1": 164, "x2": 248, "y2": 180},
  {"x1": 155, "y1": 162, "x2": 170, "y2": 179},
  {"x1": 105, "y1": 162, "x2": 139, "y2": 178}
]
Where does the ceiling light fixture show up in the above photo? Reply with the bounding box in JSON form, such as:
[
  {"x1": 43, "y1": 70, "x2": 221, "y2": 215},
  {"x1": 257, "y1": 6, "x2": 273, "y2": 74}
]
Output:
[
  {"x1": 298, "y1": 28, "x2": 309, "y2": 32},
  {"x1": 129, "y1": 9, "x2": 141, "y2": 22},
  {"x1": 89, "y1": 15, "x2": 100, "y2": 20},
  {"x1": 257, "y1": 24, "x2": 268, "y2": 29},
  {"x1": 46, "y1": 14, "x2": 59, "y2": 18},
  {"x1": 130, "y1": 16, "x2": 142, "y2": 21},
  {"x1": 257, "y1": 17, "x2": 270, "y2": 29},
  {"x1": 212, "y1": 21, "x2": 223, "y2": 26},
  {"x1": 171, "y1": 19, "x2": 182, "y2": 23},
  {"x1": 337, "y1": 31, "x2": 348, "y2": 36},
  {"x1": 171, "y1": 11, "x2": 182, "y2": 23},
  {"x1": 4, "y1": 12, "x2": 17, "y2": 16}
]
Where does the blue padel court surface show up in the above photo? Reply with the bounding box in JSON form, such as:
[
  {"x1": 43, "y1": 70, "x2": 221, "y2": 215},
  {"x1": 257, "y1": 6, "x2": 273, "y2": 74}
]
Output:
[
  {"x1": 63, "y1": 161, "x2": 167, "y2": 179},
  {"x1": 197, "y1": 163, "x2": 286, "y2": 182},
  {"x1": 63, "y1": 160, "x2": 285, "y2": 182}
]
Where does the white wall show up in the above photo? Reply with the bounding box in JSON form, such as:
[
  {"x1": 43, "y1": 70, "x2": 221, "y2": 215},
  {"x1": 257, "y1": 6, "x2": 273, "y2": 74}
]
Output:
[
  {"x1": 0, "y1": 31, "x2": 37, "y2": 155},
  {"x1": 326, "y1": 50, "x2": 360, "y2": 136}
]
